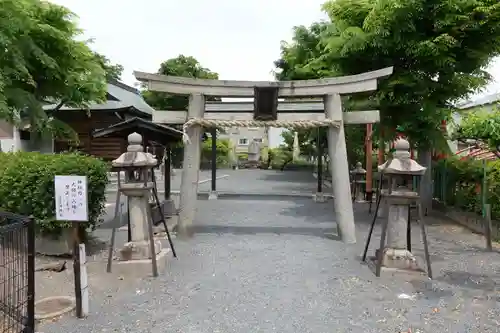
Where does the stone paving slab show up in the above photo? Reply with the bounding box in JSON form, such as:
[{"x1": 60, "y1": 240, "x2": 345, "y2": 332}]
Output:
[{"x1": 39, "y1": 170, "x2": 500, "y2": 333}]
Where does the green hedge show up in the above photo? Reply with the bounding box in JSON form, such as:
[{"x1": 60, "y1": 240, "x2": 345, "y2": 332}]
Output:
[
  {"x1": 201, "y1": 138, "x2": 230, "y2": 166},
  {"x1": 170, "y1": 139, "x2": 231, "y2": 168},
  {"x1": 0, "y1": 152, "x2": 109, "y2": 236},
  {"x1": 433, "y1": 157, "x2": 500, "y2": 220}
]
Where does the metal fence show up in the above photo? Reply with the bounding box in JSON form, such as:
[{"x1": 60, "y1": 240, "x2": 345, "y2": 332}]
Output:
[{"x1": 0, "y1": 212, "x2": 35, "y2": 333}]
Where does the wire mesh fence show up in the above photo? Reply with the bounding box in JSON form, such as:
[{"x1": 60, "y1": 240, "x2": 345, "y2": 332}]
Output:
[{"x1": 0, "y1": 212, "x2": 35, "y2": 333}]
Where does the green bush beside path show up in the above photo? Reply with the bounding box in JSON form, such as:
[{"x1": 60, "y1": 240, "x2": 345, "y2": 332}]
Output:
[{"x1": 0, "y1": 151, "x2": 108, "y2": 236}]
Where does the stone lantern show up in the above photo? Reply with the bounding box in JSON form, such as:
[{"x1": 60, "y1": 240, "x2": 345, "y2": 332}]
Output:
[
  {"x1": 247, "y1": 139, "x2": 261, "y2": 163},
  {"x1": 350, "y1": 162, "x2": 367, "y2": 203},
  {"x1": 369, "y1": 137, "x2": 432, "y2": 278},
  {"x1": 111, "y1": 132, "x2": 167, "y2": 276}
]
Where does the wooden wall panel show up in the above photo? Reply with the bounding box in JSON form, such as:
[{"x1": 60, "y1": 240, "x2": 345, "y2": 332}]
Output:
[{"x1": 54, "y1": 111, "x2": 125, "y2": 161}]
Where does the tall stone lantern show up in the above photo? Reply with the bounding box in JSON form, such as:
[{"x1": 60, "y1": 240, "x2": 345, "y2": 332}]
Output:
[
  {"x1": 247, "y1": 139, "x2": 261, "y2": 165},
  {"x1": 350, "y1": 162, "x2": 367, "y2": 203},
  {"x1": 365, "y1": 138, "x2": 432, "y2": 278},
  {"x1": 111, "y1": 132, "x2": 166, "y2": 276}
]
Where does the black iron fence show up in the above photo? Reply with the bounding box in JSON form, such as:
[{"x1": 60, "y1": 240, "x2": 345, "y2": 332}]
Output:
[{"x1": 0, "y1": 212, "x2": 35, "y2": 333}]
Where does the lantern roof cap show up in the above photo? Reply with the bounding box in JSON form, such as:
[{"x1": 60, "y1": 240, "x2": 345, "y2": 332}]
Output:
[
  {"x1": 112, "y1": 132, "x2": 157, "y2": 168},
  {"x1": 378, "y1": 138, "x2": 426, "y2": 175},
  {"x1": 351, "y1": 161, "x2": 367, "y2": 174}
]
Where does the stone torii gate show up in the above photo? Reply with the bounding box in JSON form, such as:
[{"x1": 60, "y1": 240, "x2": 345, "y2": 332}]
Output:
[{"x1": 134, "y1": 67, "x2": 393, "y2": 244}]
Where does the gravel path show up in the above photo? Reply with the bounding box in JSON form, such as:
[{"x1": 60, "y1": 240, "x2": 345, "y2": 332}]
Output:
[
  {"x1": 197, "y1": 169, "x2": 320, "y2": 195},
  {"x1": 40, "y1": 170, "x2": 500, "y2": 333}
]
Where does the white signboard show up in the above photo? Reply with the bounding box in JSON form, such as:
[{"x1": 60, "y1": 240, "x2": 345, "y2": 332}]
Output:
[{"x1": 54, "y1": 175, "x2": 88, "y2": 221}]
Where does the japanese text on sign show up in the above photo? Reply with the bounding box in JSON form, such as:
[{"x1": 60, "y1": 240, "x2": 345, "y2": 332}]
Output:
[{"x1": 54, "y1": 175, "x2": 88, "y2": 221}]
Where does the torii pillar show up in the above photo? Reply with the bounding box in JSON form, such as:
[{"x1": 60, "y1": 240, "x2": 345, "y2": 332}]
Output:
[
  {"x1": 134, "y1": 67, "x2": 394, "y2": 243},
  {"x1": 325, "y1": 94, "x2": 356, "y2": 242},
  {"x1": 178, "y1": 93, "x2": 205, "y2": 237}
]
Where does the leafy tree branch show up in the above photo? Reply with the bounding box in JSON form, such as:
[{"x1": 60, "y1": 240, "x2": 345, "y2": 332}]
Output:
[
  {"x1": 0, "y1": 0, "x2": 118, "y2": 139},
  {"x1": 275, "y1": 0, "x2": 500, "y2": 151}
]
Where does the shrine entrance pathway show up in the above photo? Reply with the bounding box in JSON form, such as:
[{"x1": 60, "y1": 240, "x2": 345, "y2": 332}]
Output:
[{"x1": 44, "y1": 170, "x2": 499, "y2": 333}]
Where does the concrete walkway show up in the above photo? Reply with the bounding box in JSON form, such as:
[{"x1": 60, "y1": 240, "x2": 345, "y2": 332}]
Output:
[{"x1": 41, "y1": 170, "x2": 500, "y2": 333}]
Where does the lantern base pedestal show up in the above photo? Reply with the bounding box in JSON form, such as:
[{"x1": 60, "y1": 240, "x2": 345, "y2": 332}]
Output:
[
  {"x1": 208, "y1": 191, "x2": 218, "y2": 200},
  {"x1": 108, "y1": 248, "x2": 170, "y2": 277},
  {"x1": 366, "y1": 248, "x2": 428, "y2": 279},
  {"x1": 119, "y1": 239, "x2": 162, "y2": 261},
  {"x1": 355, "y1": 196, "x2": 367, "y2": 203}
]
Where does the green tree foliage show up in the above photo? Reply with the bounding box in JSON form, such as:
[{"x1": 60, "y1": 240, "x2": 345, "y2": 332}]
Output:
[
  {"x1": 276, "y1": 0, "x2": 500, "y2": 150},
  {"x1": 142, "y1": 55, "x2": 222, "y2": 146},
  {"x1": 142, "y1": 55, "x2": 219, "y2": 110},
  {"x1": 453, "y1": 107, "x2": 500, "y2": 153},
  {"x1": 274, "y1": 22, "x2": 370, "y2": 165},
  {"x1": 281, "y1": 126, "x2": 365, "y2": 167},
  {"x1": 201, "y1": 138, "x2": 230, "y2": 165},
  {"x1": 434, "y1": 157, "x2": 500, "y2": 225},
  {"x1": 93, "y1": 53, "x2": 124, "y2": 81},
  {"x1": 280, "y1": 129, "x2": 316, "y2": 157},
  {"x1": 0, "y1": 0, "x2": 109, "y2": 138}
]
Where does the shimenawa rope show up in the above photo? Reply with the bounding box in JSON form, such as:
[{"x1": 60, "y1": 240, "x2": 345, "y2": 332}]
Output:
[{"x1": 181, "y1": 118, "x2": 342, "y2": 144}]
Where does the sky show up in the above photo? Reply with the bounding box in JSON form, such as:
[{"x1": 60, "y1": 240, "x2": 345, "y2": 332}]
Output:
[
  {"x1": 48, "y1": 0, "x2": 332, "y2": 147},
  {"x1": 49, "y1": 0, "x2": 329, "y2": 84},
  {"x1": 48, "y1": 0, "x2": 500, "y2": 147}
]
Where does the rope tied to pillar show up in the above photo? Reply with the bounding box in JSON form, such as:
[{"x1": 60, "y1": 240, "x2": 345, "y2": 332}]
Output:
[{"x1": 181, "y1": 118, "x2": 342, "y2": 143}]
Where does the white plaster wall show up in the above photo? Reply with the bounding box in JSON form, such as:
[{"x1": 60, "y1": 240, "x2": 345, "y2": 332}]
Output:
[
  {"x1": 0, "y1": 128, "x2": 53, "y2": 153},
  {"x1": 0, "y1": 127, "x2": 22, "y2": 152},
  {"x1": 268, "y1": 127, "x2": 285, "y2": 148},
  {"x1": 219, "y1": 127, "x2": 269, "y2": 153}
]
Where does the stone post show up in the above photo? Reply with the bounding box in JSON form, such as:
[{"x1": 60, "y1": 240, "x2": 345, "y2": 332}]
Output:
[
  {"x1": 292, "y1": 131, "x2": 300, "y2": 161},
  {"x1": 229, "y1": 141, "x2": 238, "y2": 170},
  {"x1": 325, "y1": 94, "x2": 356, "y2": 244},
  {"x1": 178, "y1": 93, "x2": 205, "y2": 237}
]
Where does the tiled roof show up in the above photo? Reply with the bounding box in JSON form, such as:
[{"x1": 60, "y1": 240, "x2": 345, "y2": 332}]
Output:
[
  {"x1": 43, "y1": 81, "x2": 154, "y2": 116},
  {"x1": 456, "y1": 92, "x2": 500, "y2": 110}
]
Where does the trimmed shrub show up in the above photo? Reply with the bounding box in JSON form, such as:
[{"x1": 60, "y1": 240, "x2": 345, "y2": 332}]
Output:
[
  {"x1": 0, "y1": 151, "x2": 109, "y2": 236},
  {"x1": 237, "y1": 152, "x2": 249, "y2": 161},
  {"x1": 201, "y1": 138, "x2": 230, "y2": 168},
  {"x1": 280, "y1": 160, "x2": 316, "y2": 171},
  {"x1": 433, "y1": 157, "x2": 500, "y2": 219}
]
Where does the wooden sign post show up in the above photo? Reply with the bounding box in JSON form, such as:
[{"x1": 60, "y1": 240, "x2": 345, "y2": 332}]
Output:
[{"x1": 54, "y1": 175, "x2": 89, "y2": 318}]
